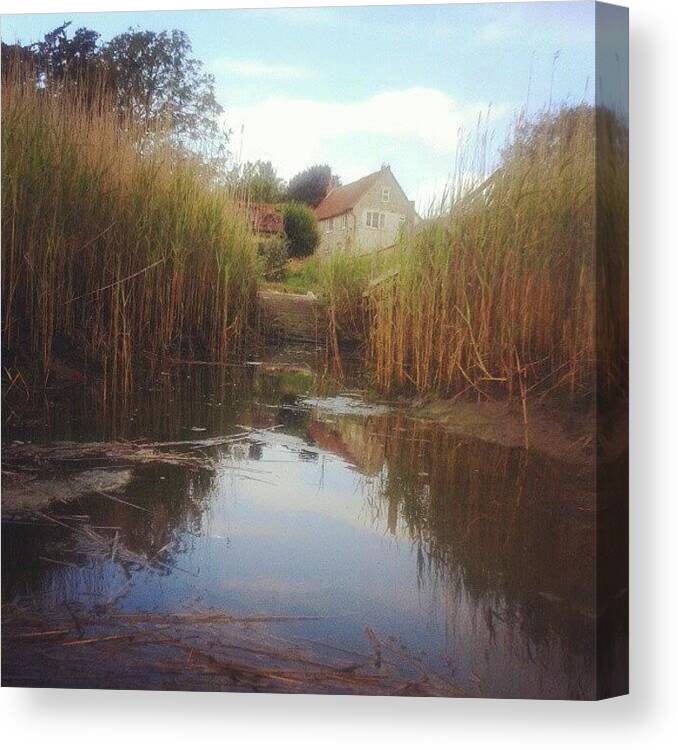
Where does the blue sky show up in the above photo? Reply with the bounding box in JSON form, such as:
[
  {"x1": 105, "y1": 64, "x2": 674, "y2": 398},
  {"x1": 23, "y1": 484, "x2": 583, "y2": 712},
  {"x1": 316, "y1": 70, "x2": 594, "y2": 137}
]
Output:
[{"x1": 1, "y1": 2, "x2": 596, "y2": 208}]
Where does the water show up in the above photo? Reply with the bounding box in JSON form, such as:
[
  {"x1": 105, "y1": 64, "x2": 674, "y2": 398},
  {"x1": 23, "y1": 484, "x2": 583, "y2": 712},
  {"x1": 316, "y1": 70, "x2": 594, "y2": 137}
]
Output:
[{"x1": 2, "y1": 345, "x2": 625, "y2": 699}]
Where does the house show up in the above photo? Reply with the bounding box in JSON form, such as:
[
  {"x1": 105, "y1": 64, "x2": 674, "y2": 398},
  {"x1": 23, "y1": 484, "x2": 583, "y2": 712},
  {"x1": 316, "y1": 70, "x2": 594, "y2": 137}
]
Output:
[
  {"x1": 314, "y1": 166, "x2": 418, "y2": 254},
  {"x1": 240, "y1": 202, "x2": 284, "y2": 235}
]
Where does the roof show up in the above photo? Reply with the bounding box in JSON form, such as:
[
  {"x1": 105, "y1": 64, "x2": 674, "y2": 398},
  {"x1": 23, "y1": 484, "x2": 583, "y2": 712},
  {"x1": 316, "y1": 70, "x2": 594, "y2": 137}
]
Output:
[
  {"x1": 240, "y1": 202, "x2": 284, "y2": 234},
  {"x1": 314, "y1": 168, "x2": 385, "y2": 221}
]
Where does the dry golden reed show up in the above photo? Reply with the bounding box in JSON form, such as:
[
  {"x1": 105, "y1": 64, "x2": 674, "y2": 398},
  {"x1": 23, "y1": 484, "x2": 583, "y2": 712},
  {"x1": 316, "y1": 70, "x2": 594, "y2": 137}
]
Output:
[
  {"x1": 2, "y1": 63, "x2": 258, "y2": 390},
  {"x1": 366, "y1": 104, "x2": 628, "y2": 403}
]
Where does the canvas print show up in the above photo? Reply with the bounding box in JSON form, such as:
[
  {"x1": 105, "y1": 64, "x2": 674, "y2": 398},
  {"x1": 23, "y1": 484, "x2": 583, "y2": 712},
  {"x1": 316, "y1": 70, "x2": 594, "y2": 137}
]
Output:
[{"x1": 0, "y1": 2, "x2": 628, "y2": 699}]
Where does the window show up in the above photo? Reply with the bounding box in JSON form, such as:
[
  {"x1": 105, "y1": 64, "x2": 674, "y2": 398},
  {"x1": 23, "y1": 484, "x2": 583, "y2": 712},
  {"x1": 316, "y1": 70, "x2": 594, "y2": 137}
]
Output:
[
  {"x1": 399, "y1": 215, "x2": 406, "y2": 224},
  {"x1": 327, "y1": 218, "x2": 334, "y2": 232},
  {"x1": 365, "y1": 211, "x2": 386, "y2": 229},
  {"x1": 382, "y1": 188, "x2": 391, "y2": 202}
]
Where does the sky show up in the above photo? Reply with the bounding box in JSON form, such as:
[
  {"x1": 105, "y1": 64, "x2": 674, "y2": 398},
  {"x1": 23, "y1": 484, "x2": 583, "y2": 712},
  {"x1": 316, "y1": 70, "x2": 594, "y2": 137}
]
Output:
[{"x1": 1, "y1": 2, "x2": 596, "y2": 210}]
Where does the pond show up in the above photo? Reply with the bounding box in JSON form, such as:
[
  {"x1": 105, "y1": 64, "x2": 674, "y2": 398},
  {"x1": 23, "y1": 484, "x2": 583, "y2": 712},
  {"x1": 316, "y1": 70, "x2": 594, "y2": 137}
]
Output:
[{"x1": 1, "y1": 344, "x2": 626, "y2": 698}]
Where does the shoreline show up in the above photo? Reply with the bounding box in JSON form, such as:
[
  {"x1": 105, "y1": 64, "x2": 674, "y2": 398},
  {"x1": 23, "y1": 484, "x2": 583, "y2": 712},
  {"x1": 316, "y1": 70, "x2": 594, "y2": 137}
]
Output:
[{"x1": 403, "y1": 396, "x2": 597, "y2": 468}]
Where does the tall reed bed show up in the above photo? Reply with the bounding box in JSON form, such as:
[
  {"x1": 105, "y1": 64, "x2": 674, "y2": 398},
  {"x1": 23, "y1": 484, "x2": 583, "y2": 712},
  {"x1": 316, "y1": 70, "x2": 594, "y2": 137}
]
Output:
[
  {"x1": 317, "y1": 251, "x2": 372, "y2": 369},
  {"x1": 2, "y1": 65, "x2": 257, "y2": 391},
  {"x1": 368, "y1": 105, "x2": 628, "y2": 403}
]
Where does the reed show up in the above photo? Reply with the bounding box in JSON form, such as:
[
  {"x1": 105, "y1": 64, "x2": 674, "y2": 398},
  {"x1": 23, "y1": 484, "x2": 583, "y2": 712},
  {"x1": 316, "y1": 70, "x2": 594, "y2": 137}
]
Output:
[
  {"x1": 1, "y1": 63, "x2": 258, "y2": 390},
  {"x1": 367, "y1": 104, "x2": 628, "y2": 403},
  {"x1": 317, "y1": 251, "x2": 372, "y2": 369}
]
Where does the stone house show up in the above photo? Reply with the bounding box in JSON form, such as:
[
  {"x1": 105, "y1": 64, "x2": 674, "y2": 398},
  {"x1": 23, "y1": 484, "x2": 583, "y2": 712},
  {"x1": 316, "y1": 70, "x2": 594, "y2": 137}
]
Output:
[{"x1": 314, "y1": 166, "x2": 418, "y2": 254}]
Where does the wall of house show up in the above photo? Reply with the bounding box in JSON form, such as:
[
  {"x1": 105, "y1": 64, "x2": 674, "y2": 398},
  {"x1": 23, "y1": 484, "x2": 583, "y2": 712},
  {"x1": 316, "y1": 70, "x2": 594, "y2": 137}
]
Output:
[
  {"x1": 353, "y1": 172, "x2": 417, "y2": 253},
  {"x1": 317, "y1": 212, "x2": 355, "y2": 254},
  {"x1": 316, "y1": 170, "x2": 417, "y2": 255}
]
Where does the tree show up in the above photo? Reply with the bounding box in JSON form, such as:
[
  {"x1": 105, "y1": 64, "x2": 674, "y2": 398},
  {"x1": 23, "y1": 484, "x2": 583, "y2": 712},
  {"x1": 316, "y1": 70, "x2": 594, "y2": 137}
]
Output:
[
  {"x1": 285, "y1": 164, "x2": 341, "y2": 207},
  {"x1": 34, "y1": 23, "x2": 102, "y2": 83},
  {"x1": 102, "y1": 29, "x2": 224, "y2": 148},
  {"x1": 282, "y1": 203, "x2": 320, "y2": 258},
  {"x1": 228, "y1": 160, "x2": 285, "y2": 203},
  {"x1": 1, "y1": 22, "x2": 104, "y2": 98},
  {"x1": 2, "y1": 23, "x2": 227, "y2": 160}
]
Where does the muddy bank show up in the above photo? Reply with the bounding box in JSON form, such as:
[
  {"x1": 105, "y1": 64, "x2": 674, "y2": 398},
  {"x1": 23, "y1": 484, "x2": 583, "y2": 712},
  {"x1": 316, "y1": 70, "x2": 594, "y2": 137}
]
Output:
[
  {"x1": 1, "y1": 468, "x2": 133, "y2": 517},
  {"x1": 403, "y1": 397, "x2": 603, "y2": 468}
]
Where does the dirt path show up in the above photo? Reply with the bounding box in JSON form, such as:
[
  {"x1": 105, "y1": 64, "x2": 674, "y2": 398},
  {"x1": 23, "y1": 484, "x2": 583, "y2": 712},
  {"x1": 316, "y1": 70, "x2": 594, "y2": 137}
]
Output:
[{"x1": 258, "y1": 290, "x2": 327, "y2": 343}]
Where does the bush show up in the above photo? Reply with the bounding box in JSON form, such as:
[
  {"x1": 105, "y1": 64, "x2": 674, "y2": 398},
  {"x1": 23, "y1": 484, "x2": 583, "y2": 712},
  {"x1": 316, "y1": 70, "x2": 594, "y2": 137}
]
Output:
[
  {"x1": 256, "y1": 235, "x2": 288, "y2": 281},
  {"x1": 282, "y1": 202, "x2": 320, "y2": 258},
  {"x1": 318, "y1": 252, "x2": 370, "y2": 339}
]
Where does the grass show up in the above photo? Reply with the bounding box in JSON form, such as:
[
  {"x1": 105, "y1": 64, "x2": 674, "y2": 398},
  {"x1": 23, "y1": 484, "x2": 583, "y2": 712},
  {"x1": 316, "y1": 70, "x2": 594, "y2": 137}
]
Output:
[
  {"x1": 279, "y1": 256, "x2": 321, "y2": 294},
  {"x1": 1, "y1": 62, "x2": 258, "y2": 391},
  {"x1": 365, "y1": 104, "x2": 628, "y2": 404},
  {"x1": 258, "y1": 256, "x2": 321, "y2": 294}
]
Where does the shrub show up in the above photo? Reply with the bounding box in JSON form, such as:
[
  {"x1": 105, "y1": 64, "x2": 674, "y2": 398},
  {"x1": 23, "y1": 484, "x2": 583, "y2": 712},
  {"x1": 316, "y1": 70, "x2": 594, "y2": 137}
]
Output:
[
  {"x1": 282, "y1": 202, "x2": 320, "y2": 258},
  {"x1": 318, "y1": 253, "x2": 372, "y2": 370}
]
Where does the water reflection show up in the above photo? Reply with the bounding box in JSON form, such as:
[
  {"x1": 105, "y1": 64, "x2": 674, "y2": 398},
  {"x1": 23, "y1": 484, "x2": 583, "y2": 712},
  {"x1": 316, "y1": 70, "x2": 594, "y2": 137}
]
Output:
[{"x1": 2, "y1": 348, "x2": 626, "y2": 698}]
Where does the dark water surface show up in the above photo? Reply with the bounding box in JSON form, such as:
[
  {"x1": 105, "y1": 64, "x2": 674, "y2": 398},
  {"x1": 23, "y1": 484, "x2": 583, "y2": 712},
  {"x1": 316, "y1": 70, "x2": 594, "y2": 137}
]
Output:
[{"x1": 2, "y1": 345, "x2": 620, "y2": 699}]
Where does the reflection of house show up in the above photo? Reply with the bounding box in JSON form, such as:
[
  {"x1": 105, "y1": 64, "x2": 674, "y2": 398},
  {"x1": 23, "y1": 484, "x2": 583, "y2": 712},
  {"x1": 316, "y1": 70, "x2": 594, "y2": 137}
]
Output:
[
  {"x1": 308, "y1": 418, "x2": 385, "y2": 476},
  {"x1": 314, "y1": 166, "x2": 418, "y2": 255},
  {"x1": 241, "y1": 202, "x2": 283, "y2": 235}
]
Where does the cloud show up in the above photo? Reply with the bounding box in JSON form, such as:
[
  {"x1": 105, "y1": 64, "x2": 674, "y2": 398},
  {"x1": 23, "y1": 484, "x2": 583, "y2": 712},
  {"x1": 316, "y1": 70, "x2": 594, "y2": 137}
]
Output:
[
  {"x1": 225, "y1": 88, "x2": 495, "y2": 179},
  {"x1": 412, "y1": 177, "x2": 454, "y2": 217},
  {"x1": 412, "y1": 171, "x2": 486, "y2": 217},
  {"x1": 477, "y1": 21, "x2": 511, "y2": 44},
  {"x1": 211, "y1": 57, "x2": 312, "y2": 80},
  {"x1": 271, "y1": 7, "x2": 361, "y2": 30}
]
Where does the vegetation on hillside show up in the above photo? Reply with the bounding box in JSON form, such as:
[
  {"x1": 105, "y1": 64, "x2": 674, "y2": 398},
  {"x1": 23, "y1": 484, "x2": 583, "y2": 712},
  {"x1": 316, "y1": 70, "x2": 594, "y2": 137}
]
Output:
[{"x1": 256, "y1": 235, "x2": 289, "y2": 282}]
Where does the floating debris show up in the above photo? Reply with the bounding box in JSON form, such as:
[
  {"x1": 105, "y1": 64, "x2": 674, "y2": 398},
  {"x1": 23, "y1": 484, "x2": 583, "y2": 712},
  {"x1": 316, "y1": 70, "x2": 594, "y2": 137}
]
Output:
[
  {"x1": 300, "y1": 395, "x2": 391, "y2": 417},
  {"x1": 2, "y1": 601, "x2": 467, "y2": 697}
]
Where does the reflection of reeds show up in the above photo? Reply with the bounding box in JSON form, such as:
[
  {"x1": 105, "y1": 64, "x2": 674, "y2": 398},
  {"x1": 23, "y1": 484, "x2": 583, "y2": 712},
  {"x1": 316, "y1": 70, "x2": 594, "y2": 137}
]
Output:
[
  {"x1": 1, "y1": 62, "x2": 257, "y2": 390},
  {"x1": 362, "y1": 412, "x2": 604, "y2": 684},
  {"x1": 364, "y1": 105, "x2": 627, "y2": 402},
  {"x1": 381, "y1": 414, "x2": 594, "y2": 594}
]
